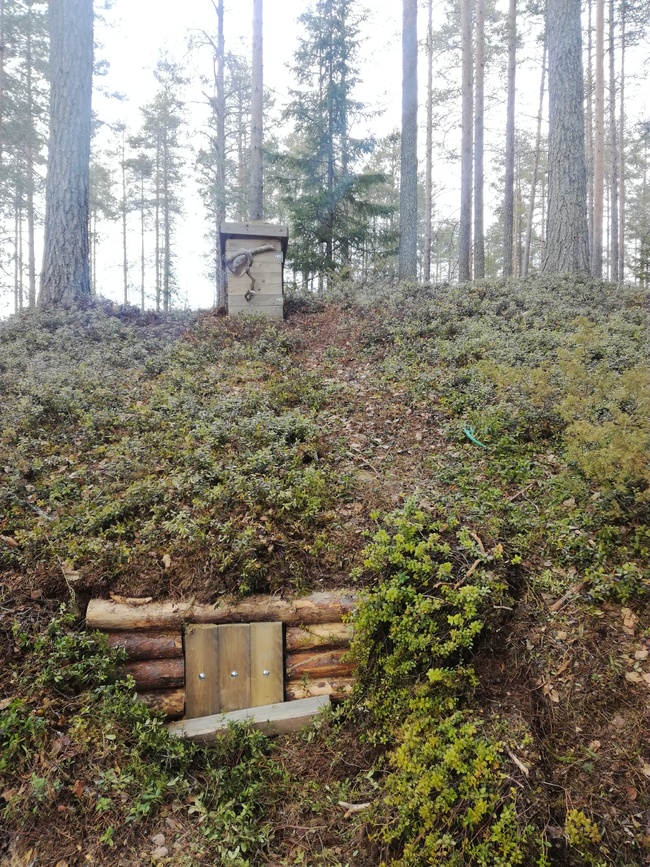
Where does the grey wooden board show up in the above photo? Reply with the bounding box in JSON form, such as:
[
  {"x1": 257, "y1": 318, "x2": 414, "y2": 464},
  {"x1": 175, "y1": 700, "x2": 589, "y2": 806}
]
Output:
[
  {"x1": 221, "y1": 222, "x2": 288, "y2": 239},
  {"x1": 185, "y1": 624, "x2": 220, "y2": 719},
  {"x1": 166, "y1": 695, "x2": 330, "y2": 742},
  {"x1": 250, "y1": 622, "x2": 283, "y2": 707}
]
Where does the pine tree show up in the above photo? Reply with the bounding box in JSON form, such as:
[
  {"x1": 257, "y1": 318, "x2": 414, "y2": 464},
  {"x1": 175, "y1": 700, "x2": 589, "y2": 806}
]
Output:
[
  {"x1": 39, "y1": 0, "x2": 93, "y2": 305},
  {"x1": 276, "y1": 0, "x2": 380, "y2": 286}
]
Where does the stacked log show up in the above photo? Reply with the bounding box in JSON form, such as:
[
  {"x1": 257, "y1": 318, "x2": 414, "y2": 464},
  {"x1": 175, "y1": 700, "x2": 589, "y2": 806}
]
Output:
[{"x1": 88, "y1": 591, "x2": 358, "y2": 720}]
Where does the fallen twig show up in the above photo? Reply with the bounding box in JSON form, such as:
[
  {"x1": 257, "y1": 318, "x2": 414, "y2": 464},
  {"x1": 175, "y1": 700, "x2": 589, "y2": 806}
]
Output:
[{"x1": 548, "y1": 581, "x2": 587, "y2": 613}]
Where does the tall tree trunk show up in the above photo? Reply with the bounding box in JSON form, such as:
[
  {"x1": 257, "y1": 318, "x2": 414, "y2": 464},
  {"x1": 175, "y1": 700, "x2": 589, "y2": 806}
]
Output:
[
  {"x1": 121, "y1": 129, "x2": 129, "y2": 306},
  {"x1": 140, "y1": 174, "x2": 145, "y2": 312},
  {"x1": 473, "y1": 0, "x2": 485, "y2": 279},
  {"x1": 399, "y1": 0, "x2": 418, "y2": 281},
  {"x1": 0, "y1": 0, "x2": 5, "y2": 177},
  {"x1": 458, "y1": 0, "x2": 473, "y2": 282},
  {"x1": 523, "y1": 39, "x2": 546, "y2": 277},
  {"x1": 163, "y1": 132, "x2": 170, "y2": 313},
  {"x1": 608, "y1": 0, "x2": 618, "y2": 280},
  {"x1": 26, "y1": 5, "x2": 36, "y2": 307},
  {"x1": 586, "y1": 0, "x2": 594, "y2": 256},
  {"x1": 423, "y1": 0, "x2": 433, "y2": 282},
  {"x1": 543, "y1": 0, "x2": 589, "y2": 274},
  {"x1": 155, "y1": 134, "x2": 161, "y2": 312},
  {"x1": 250, "y1": 0, "x2": 263, "y2": 220},
  {"x1": 503, "y1": 0, "x2": 516, "y2": 277},
  {"x1": 592, "y1": 0, "x2": 604, "y2": 276},
  {"x1": 40, "y1": 0, "x2": 93, "y2": 305},
  {"x1": 215, "y1": 0, "x2": 226, "y2": 307},
  {"x1": 618, "y1": 8, "x2": 625, "y2": 280}
]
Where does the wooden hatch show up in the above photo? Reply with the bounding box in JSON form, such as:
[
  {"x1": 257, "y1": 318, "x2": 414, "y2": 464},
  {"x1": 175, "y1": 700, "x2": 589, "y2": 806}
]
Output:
[{"x1": 219, "y1": 221, "x2": 289, "y2": 320}]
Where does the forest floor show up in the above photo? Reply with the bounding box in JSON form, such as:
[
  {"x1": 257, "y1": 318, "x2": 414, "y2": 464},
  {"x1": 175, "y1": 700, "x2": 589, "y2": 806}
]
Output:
[{"x1": 1, "y1": 277, "x2": 649, "y2": 866}]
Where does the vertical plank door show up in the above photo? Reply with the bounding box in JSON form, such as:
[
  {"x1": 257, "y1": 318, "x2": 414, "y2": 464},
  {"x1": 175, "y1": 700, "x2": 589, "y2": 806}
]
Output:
[
  {"x1": 250, "y1": 622, "x2": 283, "y2": 707},
  {"x1": 185, "y1": 625, "x2": 220, "y2": 720},
  {"x1": 217, "y1": 624, "x2": 251, "y2": 712}
]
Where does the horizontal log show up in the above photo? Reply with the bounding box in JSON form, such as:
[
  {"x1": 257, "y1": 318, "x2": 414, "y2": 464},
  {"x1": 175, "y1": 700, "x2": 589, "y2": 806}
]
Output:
[
  {"x1": 136, "y1": 688, "x2": 185, "y2": 719},
  {"x1": 167, "y1": 695, "x2": 330, "y2": 742},
  {"x1": 285, "y1": 678, "x2": 354, "y2": 701},
  {"x1": 122, "y1": 658, "x2": 185, "y2": 690},
  {"x1": 87, "y1": 590, "x2": 357, "y2": 631},
  {"x1": 107, "y1": 631, "x2": 183, "y2": 660},
  {"x1": 285, "y1": 648, "x2": 354, "y2": 680},
  {"x1": 285, "y1": 622, "x2": 353, "y2": 652}
]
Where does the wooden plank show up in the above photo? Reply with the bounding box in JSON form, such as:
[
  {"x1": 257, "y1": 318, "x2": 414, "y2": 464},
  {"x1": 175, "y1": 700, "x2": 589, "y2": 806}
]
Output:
[
  {"x1": 217, "y1": 624, "x2": 251, "y2": 712},
  {"x1": 167, "y1": 695, "x2": 330, "y2": 742},
  {"x1": 106, "y1": 630, "x2": 183, "y2": 660},
  {"x1": 222, "y1": 222, "x2": 288, "y2": 239},
  {"x1": 285, "y1": 648, "x2": 354, "y2": 679},
  {"x1": 185, "y1": 624, "x2": 220, "y2": 719},
  {"x1": 122, "y1": 658, "x2": 184, "y2": 690},
  {"x1": 136, "y1": 688, "x2": 185, "y2": 719},
  {"x1": 250, "y1": 622, "x2": 283, "y2": 707},
  {"x1": 285, "y1": 623, "x2": 353, "y2": 652},
  {"x1": 86, "y1": 590, "x2": 358, "y2": 631},
  {"x1": 225, "y1": 238, "x2": 282, "y2": 253},
  {"x1": 285, "y1": 678, "x2": 354, "y2": 701}
]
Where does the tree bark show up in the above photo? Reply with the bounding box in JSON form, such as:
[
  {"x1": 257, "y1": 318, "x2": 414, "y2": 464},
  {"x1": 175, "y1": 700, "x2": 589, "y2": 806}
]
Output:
[
  {"x1": 26, "y1": 4, "x2": 36, "y2": 307},
  {"x1": 608, "y1": 0, "x2": 618, "y2": 281},
  {"x1": 215, "y1": 0, "x2": 226, "y2": 306},
  {"x1": 106, "y1": 631, "x2": 183, "y2": 660},
  {"x1": 459, "y1": 0, "x2": 473, "y2": 282},
  {"x1": 473, "y1": 0, "x2": 485, "y2": 279},
  {"x1": 86, "y1": 590, "x2": 358, "y2": 630},
  {"x1": 285, "y1": 622, "x2": 352, "y2": 652},
  {"x1": 523, "y1": 39, "x2": 546, "y2": 277},
  {"x1": 423, "y1": 0, "x2": 433, "y2": 282},
  {"x1": 503, "y1": 0, "x2": 517, "y2": 277},
  {"x1": 592, "y1": 0, "x2": 604, "y2": 276},
  {"x1": 618, "y1": 8, "x2": 625, "y2": 280},
  {"x1": 122, "y1": 658, "x2": 185, "y2": 690},
  {"x1": 250, "y1": 0, "x2": 263, "y2": 220},
  {"x1": 398, "y1": 0, "x2": 418, "y2": 281},
  {"x1": 285, "y1": 648, "x2": 354, "y2": 680},
  {"x1": 39, "y1": 0, "x2": 93, "y2": 306},
  {"x1": 542, "y1": 0, "x2": 590, "y2": 274}
]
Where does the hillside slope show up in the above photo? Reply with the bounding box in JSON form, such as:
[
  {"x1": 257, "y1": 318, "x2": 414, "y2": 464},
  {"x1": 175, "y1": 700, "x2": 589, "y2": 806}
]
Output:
[{"x1": 1, "y1": 279, "x2": 649, "y2": 866}]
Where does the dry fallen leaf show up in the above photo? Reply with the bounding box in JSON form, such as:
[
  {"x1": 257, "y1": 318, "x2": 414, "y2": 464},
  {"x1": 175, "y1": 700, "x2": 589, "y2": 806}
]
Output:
[
  {"x1": 162, "y1": 553, "x2": 172, "y2": 569},
  {"x1": 72, "y1": 779, "x2": 86, "y2": 798},
  {"x1": 0, "y1": 697, "x2": 12, "y2": 711},
  {"x1": 634, "y1": 649, "x2": 649, "y2": 660},
  {"x1": 0, "y1": 535, "x2": 18, "y2": 548},
  {"x1": 626, "y1": 787, "x2": 638, "y2": 801},
  {"x1": 639, "y1": 760, "x2": 650, "y2": 778},
  {"x1": 622, "y1": 607, "x2": 638, "y2": 635},
  {"x1": 625, "y1": 671, "x2": 643, "y2": 684},
  {"x1": 588, "y1": 740, "x2": 601, "y2": 751}
]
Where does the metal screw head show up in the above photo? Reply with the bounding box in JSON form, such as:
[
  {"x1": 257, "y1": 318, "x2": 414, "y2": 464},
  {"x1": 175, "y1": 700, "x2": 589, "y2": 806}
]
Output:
[
  {"x1": 230, "y1": 671, "x2": 238, "y2": 678},
  {"x1": 198, "y1": 672, "x2": 206, "y2": 680},
  {"x1": 262, "y1": 670, "x2": 270, "y2": 677}
]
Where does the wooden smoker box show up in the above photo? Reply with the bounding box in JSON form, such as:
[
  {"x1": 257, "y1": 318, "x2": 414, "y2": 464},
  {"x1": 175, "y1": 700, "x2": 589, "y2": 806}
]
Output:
[{"x1": 219, "y1": 222, "x2": 289, "y2": 319}]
